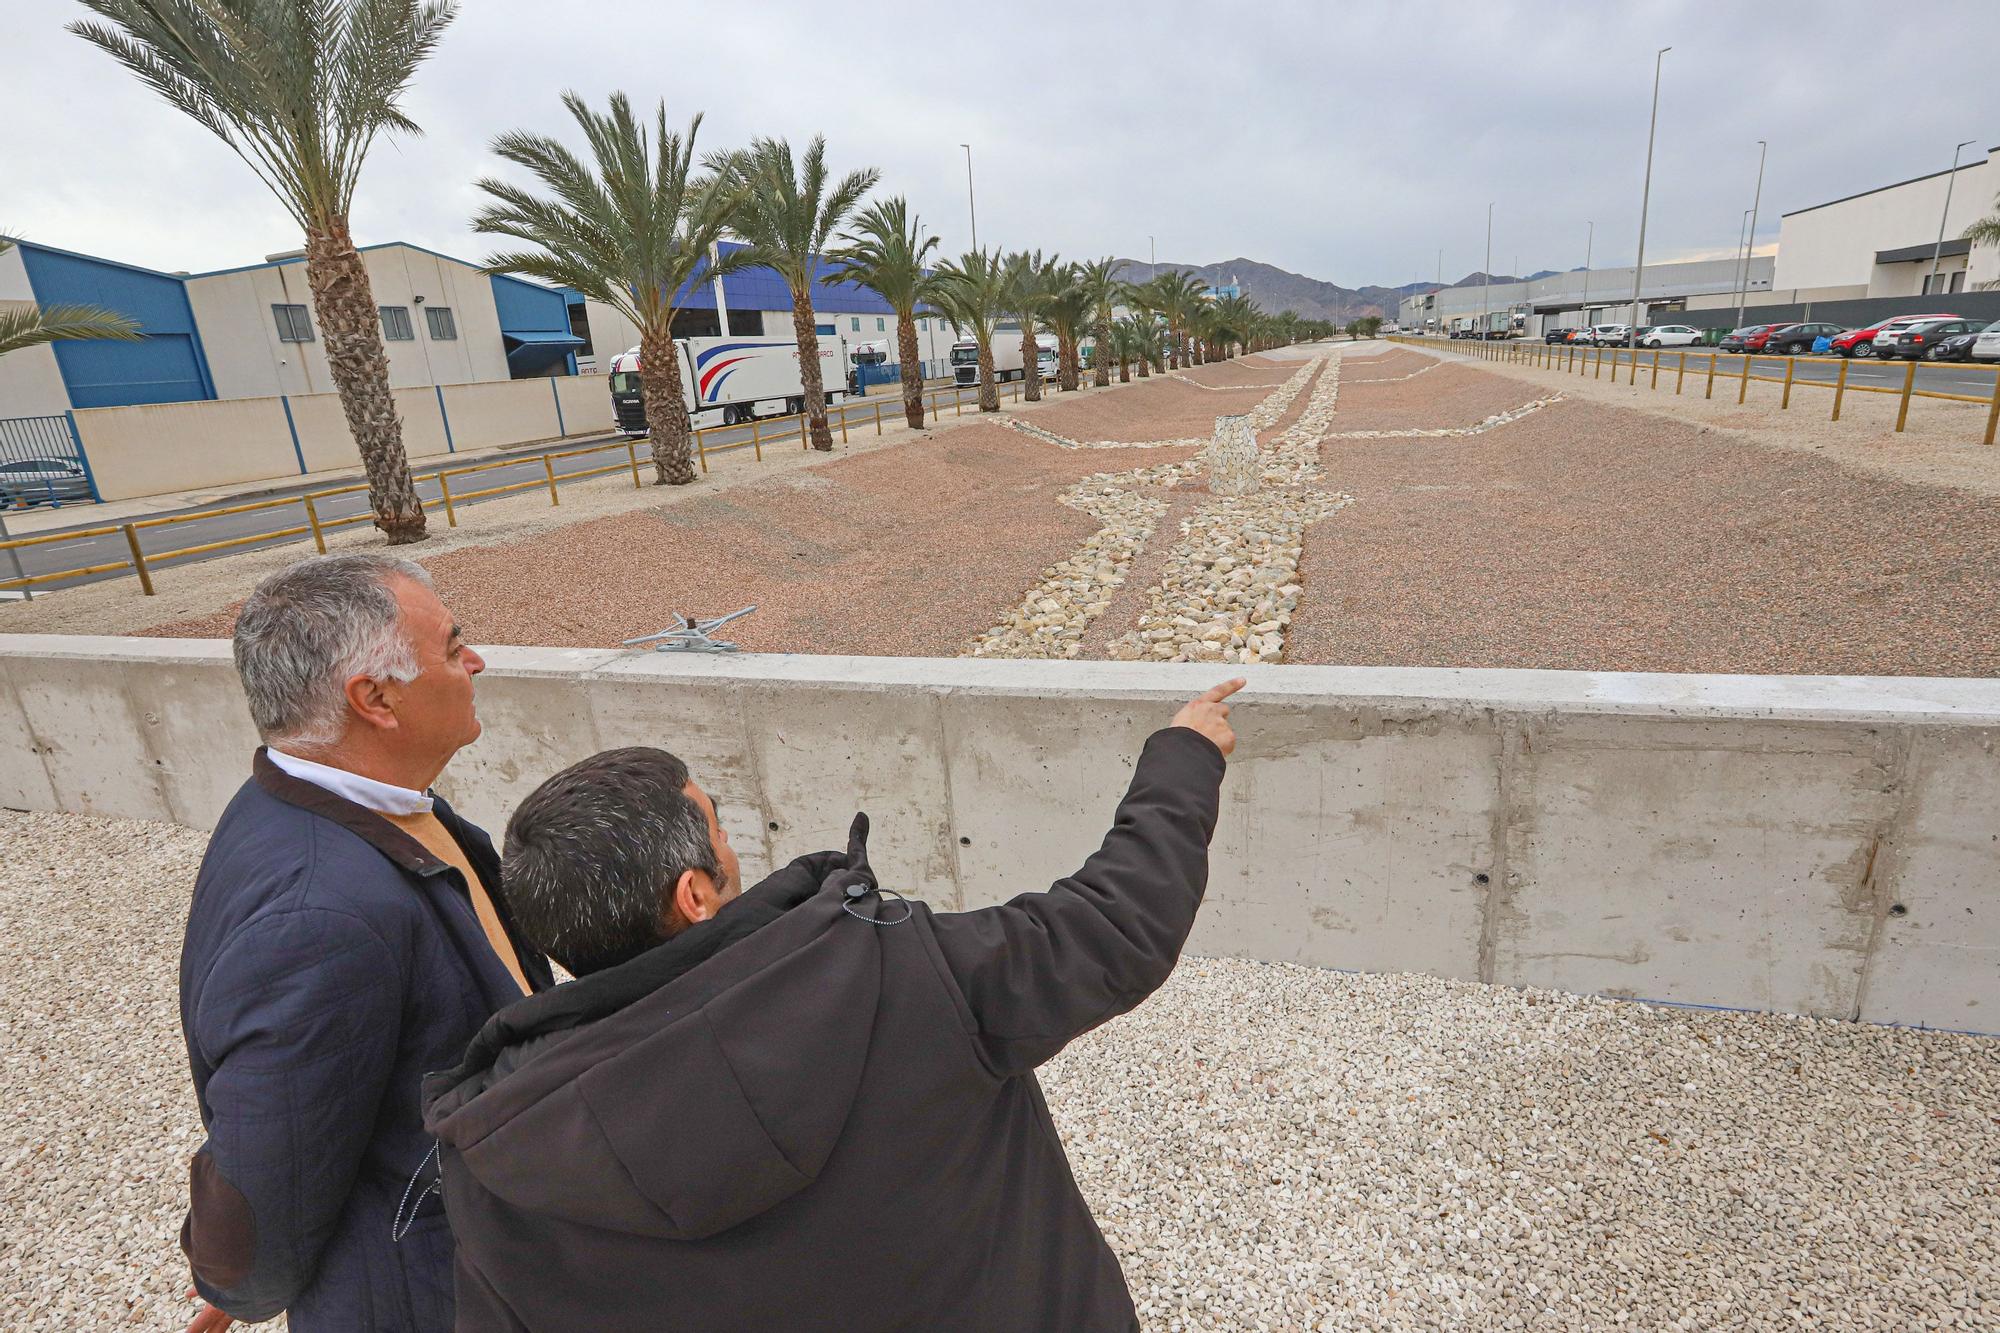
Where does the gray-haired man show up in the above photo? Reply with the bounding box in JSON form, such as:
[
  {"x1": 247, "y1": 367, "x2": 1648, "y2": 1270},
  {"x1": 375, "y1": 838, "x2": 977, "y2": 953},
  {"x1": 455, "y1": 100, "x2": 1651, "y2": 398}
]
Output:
[{"x1": 178, "y1": 554, "x2": 551, "y2": 1332}]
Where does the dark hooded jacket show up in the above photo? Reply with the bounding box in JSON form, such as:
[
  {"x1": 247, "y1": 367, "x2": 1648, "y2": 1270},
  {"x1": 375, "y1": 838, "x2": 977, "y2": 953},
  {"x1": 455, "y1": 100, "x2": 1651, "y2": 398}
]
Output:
[{"x1": 421, "y1": 726, "x2": 1225, "y2": 1332}]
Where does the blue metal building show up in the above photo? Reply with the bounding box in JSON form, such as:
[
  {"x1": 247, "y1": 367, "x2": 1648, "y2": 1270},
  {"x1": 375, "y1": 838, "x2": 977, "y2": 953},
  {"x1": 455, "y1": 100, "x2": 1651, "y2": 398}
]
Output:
[{"x1": 14, "y1": 241, "x2": 217, "y2": 408}]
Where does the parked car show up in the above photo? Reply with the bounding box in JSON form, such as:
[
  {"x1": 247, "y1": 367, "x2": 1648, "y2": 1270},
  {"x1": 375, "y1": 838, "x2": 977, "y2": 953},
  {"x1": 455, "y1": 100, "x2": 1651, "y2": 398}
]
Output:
[
  {"x1": 1640, "y1": 324, "x2": 1703, "y2": 347},
  {"x1": 1718, "y1": 323, "x2": 1787, "y2": 353},
  {"x1": 1762, "y1": 322, "x2": 1845, "y2": 355},
  {"x1": 1872, "y1": 313, "x2": 1960, "y2": 357},
  {"x1": 0, "y1": 456, "x2": 93, "y2": 508},
  {"x1": 1891, "y1": 318, "x2": 1980, "y2": 361},
  {"x1": 1971, "y1": 325, "x2": 2000, "y2": 362},
  {"x1": 1934, "y1": 320, "x2": 1991, "y2": 362},
  {"x1": 1592, "y1": 324, "x2": 1632, "y2": 346},
  {"x1": 1545, "y1": 327, "x2": 1579, "y2": 345},
  {"x1": 1831, "y1": 313, "x2": 1954, "y2": 358}
]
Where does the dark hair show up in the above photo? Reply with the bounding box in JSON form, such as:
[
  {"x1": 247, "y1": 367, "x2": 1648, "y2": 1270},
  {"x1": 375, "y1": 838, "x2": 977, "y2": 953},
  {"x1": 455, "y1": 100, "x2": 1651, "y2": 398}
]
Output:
[{"x1": 502, "y1": 747, "x2": 722, "y2": 976}]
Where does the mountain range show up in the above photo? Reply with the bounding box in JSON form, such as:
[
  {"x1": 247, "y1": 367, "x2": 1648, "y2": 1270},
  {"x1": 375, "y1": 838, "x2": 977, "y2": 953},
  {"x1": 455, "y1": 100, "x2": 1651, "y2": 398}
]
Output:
[{"x1": 1112, "y1": 257, "x2": 1566, "y2": 323}]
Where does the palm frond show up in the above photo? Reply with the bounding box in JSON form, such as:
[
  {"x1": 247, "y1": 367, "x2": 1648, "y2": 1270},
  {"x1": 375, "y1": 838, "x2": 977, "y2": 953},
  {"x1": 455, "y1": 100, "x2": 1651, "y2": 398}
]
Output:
[{"x1": 0, "y1": 302, "x2": 144, "y2": 358}]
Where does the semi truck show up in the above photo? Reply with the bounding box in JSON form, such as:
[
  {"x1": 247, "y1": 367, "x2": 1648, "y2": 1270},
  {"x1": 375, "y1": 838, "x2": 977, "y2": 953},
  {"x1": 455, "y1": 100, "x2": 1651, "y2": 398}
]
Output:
[
  {"x1": 950, "y1": 337, "x2": 1035, "y2": 387},
  {"x1": 607, "y1": 334, "x2": 849, "y2": 435}
]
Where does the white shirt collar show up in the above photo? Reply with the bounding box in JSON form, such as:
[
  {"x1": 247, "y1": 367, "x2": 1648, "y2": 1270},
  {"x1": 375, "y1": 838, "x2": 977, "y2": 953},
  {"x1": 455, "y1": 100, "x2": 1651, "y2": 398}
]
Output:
[{"x1": 265, "y1": 747, "x2": 435, "y2": 816}]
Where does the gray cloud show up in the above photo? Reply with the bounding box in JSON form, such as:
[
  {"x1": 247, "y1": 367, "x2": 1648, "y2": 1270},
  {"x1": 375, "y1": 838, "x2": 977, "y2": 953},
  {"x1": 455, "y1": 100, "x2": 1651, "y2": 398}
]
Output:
[{"x1": 2, "y1": 0, "x2": 1995, "y2": 286}]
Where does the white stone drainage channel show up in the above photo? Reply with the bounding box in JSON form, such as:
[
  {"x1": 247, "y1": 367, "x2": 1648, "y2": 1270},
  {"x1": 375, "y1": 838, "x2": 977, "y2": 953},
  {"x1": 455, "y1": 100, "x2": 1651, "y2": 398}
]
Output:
[
  {"x1": 1167, "y1": 373, "x2": 1295, "y2": 391},
  {"x1": 1104, "y1": 357, "x2": 1352, "y2": 664},
  {"x1": 970, "y1": 357, "x2": 1349, "y2": 663},
  {"x1": 1324, "y1": 394, "x2": 1564, "y2": 439}
]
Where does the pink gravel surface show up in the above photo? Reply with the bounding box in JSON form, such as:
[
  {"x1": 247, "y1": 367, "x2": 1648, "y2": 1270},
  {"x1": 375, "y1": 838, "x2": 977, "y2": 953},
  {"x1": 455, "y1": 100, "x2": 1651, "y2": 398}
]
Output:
[
  {"x1": 1023, "y1": 378, "x2": 1272, "y2": 441},
  {"x1": 143, "y1": 425, "x2": 1201, "y2": 656},
  {"x1": 1340, "y1": 350, "x2": 1434, "y2": 382},
  {"x1": 1290, "y1": 390, "x2": 2000, "y2": 676},
  {"x1": 1328, "y1": 362, "x2": 1550, "y2": 432}
]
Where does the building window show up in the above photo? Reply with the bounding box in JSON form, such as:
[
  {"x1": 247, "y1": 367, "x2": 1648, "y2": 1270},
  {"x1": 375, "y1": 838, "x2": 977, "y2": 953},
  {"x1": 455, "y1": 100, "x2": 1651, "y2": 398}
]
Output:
[
  {"x1": 815, "y1": 323, "x2": 836, "y2": 335},
  {"x1": 425, "y1": 305, "x2": 458, "y2": 340},
  {"x1": 1950, "y1": 270, "x2": 1966, "y2": 294},
  {"x1": 272, "y1": 303, "x2": 314, "y2": 343},
  {"x1": 876, "y1": 317, "x2": 885, "y2": 332},
  {"x1": 850, "y1": 316, "x2": 861, "y2": 331},
  {"x1": 919, "y1": 319, "x2": 928, "y2": 331},
  {"x1": 379, "y1": 306, "x2": 414, "y2": 341}
]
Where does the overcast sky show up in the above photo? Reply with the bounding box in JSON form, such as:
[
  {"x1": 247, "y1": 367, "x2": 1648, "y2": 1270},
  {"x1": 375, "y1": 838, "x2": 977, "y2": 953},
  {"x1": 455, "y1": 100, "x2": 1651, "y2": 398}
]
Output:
[{"x1": 4, "y1": 1, "x2": 1997, "y2": 289}]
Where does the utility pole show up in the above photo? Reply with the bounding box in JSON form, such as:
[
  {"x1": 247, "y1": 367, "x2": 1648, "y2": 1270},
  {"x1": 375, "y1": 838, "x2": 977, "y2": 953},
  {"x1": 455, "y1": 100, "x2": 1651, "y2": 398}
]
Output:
[
  {"x1": 1627, "y1": 46, "x2": 1670, "y2": 352},
  {"x1": 1930, "y1": 140, "x2": 1976, "y2": 295},
  {"x1": 1731, "y1": 208, "x2": 1751, "y2": 323},
  {"x1": 959, "y1": 143, "x2": 978, "y2": 252},
  {"x1": 1483, "y1": 202, "x2": 1493, "y2": 340},
  {"x1": 1734, "y1": 140, "x2": 1766, "y2": 328}
]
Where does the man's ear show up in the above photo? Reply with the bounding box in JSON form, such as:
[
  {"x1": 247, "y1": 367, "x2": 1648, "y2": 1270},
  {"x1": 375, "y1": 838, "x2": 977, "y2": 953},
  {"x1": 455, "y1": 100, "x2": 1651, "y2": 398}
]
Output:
[
  {"x1": 343, "y1": 673, "x2": 400, "y2": 734},
  {"x1": 671, "y1": 868, "x2": 717, "y2": 926}
]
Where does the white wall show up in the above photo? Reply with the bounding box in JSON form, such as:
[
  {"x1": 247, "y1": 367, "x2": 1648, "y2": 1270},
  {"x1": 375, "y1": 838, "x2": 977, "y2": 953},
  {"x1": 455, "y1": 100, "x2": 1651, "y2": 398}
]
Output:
[
  {"x1": 185, "y1": 244, "x2": 511, "y2": 400},
  {"x1": 0, "y1": 245, "x2": 74, "y2": 417},
  {"x1": 3, "y1": 642, "x2": 1996, "y2": 1033},
  {"x1": 1773, "y1": 151, "x2": 1999, "y2": 293}
]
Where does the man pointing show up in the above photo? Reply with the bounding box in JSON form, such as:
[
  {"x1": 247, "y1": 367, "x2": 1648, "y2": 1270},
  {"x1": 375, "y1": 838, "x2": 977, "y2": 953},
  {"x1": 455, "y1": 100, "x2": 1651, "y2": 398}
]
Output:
[{"x1": 424, "y1": 680, "x2": 1244, "y2": 1331}]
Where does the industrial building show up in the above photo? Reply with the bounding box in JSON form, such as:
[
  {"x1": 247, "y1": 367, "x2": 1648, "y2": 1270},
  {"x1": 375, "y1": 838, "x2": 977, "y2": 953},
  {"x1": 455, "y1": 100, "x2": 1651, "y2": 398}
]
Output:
[
  {"x1": 1770, "y1": 143, "x2": 1997, "y2": 301},
  {"x1": 1, "y1": 236, "x2": 954, "y2": 420},
  {"x1": 1398, "y1": 256, "x2": 1776, "y2": 337}
]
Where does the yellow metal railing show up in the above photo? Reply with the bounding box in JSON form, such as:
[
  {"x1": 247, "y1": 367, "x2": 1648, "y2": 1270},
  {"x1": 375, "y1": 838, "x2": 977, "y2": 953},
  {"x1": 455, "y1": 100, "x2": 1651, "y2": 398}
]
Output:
[
  {"x1": 1387, "y1": 333, "x2": 2000, "y2": 445},
  {"x1": 0, "y1": 379, "x2": 1008, "y2": 596}
]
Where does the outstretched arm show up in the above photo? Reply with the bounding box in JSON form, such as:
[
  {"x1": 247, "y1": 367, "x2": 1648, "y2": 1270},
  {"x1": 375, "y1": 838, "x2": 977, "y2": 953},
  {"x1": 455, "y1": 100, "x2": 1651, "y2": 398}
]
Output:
[{"x1": 926, "y1": 681, "x2": 1242, "y2": 1077}]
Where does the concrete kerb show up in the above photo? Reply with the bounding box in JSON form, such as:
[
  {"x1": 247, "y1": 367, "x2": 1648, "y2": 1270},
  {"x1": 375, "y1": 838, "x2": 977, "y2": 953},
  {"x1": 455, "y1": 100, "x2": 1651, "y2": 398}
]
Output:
[{"x1": 4, "y1": 636, "x2": 1996, "y2": 1034}]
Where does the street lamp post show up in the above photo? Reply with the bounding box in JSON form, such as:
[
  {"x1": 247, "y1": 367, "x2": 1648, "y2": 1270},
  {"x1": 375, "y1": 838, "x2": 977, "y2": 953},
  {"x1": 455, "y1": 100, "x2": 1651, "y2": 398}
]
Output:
[
  {"x1": 959, "y1": 143, "x2": 978, "y2": 252},
  {"x1": 1734, "y1": 140, "x2": 1767, "y2": 329},
  {"x1": 1929, "y1": 140, "x2": 1976, "y2": 295},
  {"x1": 1627, "y1": 45, "x2": 1669, "y2": 353},
  {"x1": 1482, "y1": 202, "x2": 1493, "y2": 340},
  {"x1": 1149, "y1": 235, "x2": 1156, "y2": 283},
  {"x1": 1580, "y1": 220, "x2": 1593, "y2": 328}
]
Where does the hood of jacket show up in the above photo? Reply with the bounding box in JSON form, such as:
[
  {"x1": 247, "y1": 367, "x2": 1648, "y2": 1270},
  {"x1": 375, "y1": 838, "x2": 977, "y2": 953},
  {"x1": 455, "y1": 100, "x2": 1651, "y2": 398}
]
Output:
[{"x1": 422, "y1": 816, "x2": 888, "y2": 1242}]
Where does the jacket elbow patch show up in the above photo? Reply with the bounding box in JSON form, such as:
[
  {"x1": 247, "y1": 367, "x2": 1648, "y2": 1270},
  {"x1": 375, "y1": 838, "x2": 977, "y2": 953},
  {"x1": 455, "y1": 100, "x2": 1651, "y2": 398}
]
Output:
[{"x1": 182, "y1": 1149, "x2": 257, "y2": 1291}]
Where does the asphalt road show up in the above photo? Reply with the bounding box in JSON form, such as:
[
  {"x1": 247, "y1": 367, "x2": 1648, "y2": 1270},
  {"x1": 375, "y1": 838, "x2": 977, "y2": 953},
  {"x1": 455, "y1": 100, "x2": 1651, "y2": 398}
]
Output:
[{"x1": 4, "y1": 384, "x2": 985, "y2": 595}]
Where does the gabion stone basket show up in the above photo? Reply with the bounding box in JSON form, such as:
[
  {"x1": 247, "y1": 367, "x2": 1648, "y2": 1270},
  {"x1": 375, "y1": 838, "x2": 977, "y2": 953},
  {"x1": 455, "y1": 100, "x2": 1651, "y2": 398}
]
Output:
[{"x1": 1206, "y1": 414, "x2": 1260, "y2": 495}]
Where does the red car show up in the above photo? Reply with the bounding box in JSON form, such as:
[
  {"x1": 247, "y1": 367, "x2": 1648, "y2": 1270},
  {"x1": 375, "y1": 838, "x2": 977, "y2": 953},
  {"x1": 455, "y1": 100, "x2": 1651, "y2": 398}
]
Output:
[
  {"x1": 1829, "y1": 314, "x2": 1956, "y2": 359},
  {"x1": 1718, "y1": 323, "x2": 1787, "y2": 353}
]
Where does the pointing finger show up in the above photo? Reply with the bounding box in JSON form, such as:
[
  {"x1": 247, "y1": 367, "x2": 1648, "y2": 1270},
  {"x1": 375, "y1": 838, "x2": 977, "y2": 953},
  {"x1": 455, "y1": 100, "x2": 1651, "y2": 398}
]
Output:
[{"x1": 1201, "y1": 678, "x2": 1247, "y2": 703}]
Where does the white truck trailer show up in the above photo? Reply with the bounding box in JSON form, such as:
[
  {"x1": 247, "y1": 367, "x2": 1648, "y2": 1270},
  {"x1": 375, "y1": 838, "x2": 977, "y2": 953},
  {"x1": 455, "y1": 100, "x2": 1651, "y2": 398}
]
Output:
[
  {"x1": 608, "y1": 334, "x2": 849, "y2": 435},
  {"x1": 950, "y1": 337, "x2": 1029, "y2": 388}
]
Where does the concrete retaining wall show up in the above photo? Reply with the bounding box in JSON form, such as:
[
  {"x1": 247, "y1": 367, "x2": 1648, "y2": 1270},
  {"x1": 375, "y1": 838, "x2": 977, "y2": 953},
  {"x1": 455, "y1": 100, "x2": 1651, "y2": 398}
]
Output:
[{"x1": 2, "y1": 637, "x2": 1994, "y2": 1032}]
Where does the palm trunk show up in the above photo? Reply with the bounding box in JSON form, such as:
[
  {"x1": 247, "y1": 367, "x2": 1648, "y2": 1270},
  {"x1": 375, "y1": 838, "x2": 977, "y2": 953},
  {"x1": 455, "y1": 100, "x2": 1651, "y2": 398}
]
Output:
[
  {"x1": 1136, "y1": 348, "x2": 1151, "y2": 379},
  {"x1": 639, "y1": 324, "x2": 695, "y2": 484},
  {"x1": 977, "y1": 338, "x2": 999, "y2": 412},
  {"x1": 1092, "y1": 320, "x2": 1111, "y2": 387},
  {"x1": 1059, "y1": 335, "x2": 1080, "y2": 391},
  {"x1": 1118, "y1": 351, "x2": 1130, "y2": 383},
  {"x1": 1166, "y1": 326, "x2": 1180, "y2": 371},
  {"x1": 896, "y1": 310, "x2": 925, "y2": 429},
  {"x1": 788, "y1": 292, "x2": 833, "y2": 451},
  {"x1": 303, "y1": 220, "x2": 423, "y2": 542},
  {"x1": 1020, "y1": 326, "x2": 1043, "y2": 403}
]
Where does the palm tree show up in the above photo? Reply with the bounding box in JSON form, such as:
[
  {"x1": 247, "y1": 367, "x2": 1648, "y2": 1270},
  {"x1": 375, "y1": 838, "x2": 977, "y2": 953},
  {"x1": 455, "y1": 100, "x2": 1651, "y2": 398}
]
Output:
[
  {"x1": 0, "y1": 236, "x2": 142, "y2": 359},
  {"x1": 927, "y1": 249, "x2": 1008, "y2": 412},
  {"x1": 1118, "y1": 281, "x2": 1158, "y2": 379},
  {"x1": 1043, "y1": 265, "x2": 1092, "y2": 392},
  {"x1": 828, "y1": 196, "x2": 941, "y2": 430},
  {"x1": 1150, "y1": 270, "x2": 1208, "y2": 370},
  {"x1": 1078, "y1": 258, "x2": 1120, "y2": 387},
  {"x1": 1001, "y1": 250, "x2": 1059, "y2": 403},
  {"x1": 71, "y1": 0, "x2": 453, "y2": 543},
  {"x1": 474, "y1": 95, "x2": 746, "y2": 486},
  {"x1": 1967, "y1": 193, "x2": 2000, "y2": 288},
  {"x1": 1107, "y1": 316, "x2": 1153, "y2": 383},
  {"x1": 710, "y1": 137, "x2": 878, "y2": 451}
]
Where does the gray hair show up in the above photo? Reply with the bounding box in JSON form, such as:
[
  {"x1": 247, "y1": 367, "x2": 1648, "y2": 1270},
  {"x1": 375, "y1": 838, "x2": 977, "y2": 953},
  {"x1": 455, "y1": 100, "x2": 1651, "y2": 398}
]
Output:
[
  {"x1": 232, "y1": 553, "x2": 432, "y2": 749},
  {"x1": 503, "y1": 747, "x2": 723, "y2": 976}
]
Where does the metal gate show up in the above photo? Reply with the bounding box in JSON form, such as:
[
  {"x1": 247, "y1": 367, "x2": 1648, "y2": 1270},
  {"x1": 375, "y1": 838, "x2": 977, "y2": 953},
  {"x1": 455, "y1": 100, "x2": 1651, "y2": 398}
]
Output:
[{"x1": 0, "y1": 413, "x2": 99, "y2": 505}]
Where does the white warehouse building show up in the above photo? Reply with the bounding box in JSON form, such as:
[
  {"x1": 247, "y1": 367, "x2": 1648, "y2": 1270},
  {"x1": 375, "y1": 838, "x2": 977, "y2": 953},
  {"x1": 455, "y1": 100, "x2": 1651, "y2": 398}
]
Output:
[{"x1": 1771, "y1": 143, "x2": 1999, "y2": 302}]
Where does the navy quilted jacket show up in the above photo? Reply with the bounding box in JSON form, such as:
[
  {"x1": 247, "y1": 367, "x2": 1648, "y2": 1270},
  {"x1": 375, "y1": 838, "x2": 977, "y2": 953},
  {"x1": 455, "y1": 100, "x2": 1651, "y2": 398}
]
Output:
[{"x1": 178, "y1": 751, "x2": 552, "y2": 1330}]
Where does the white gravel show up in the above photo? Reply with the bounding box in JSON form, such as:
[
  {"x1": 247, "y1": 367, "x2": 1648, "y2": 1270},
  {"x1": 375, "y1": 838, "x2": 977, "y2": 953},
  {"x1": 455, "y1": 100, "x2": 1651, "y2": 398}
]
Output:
[{"x1": 6, "y1": 809, "x2": 1996, "y2": 1331}]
